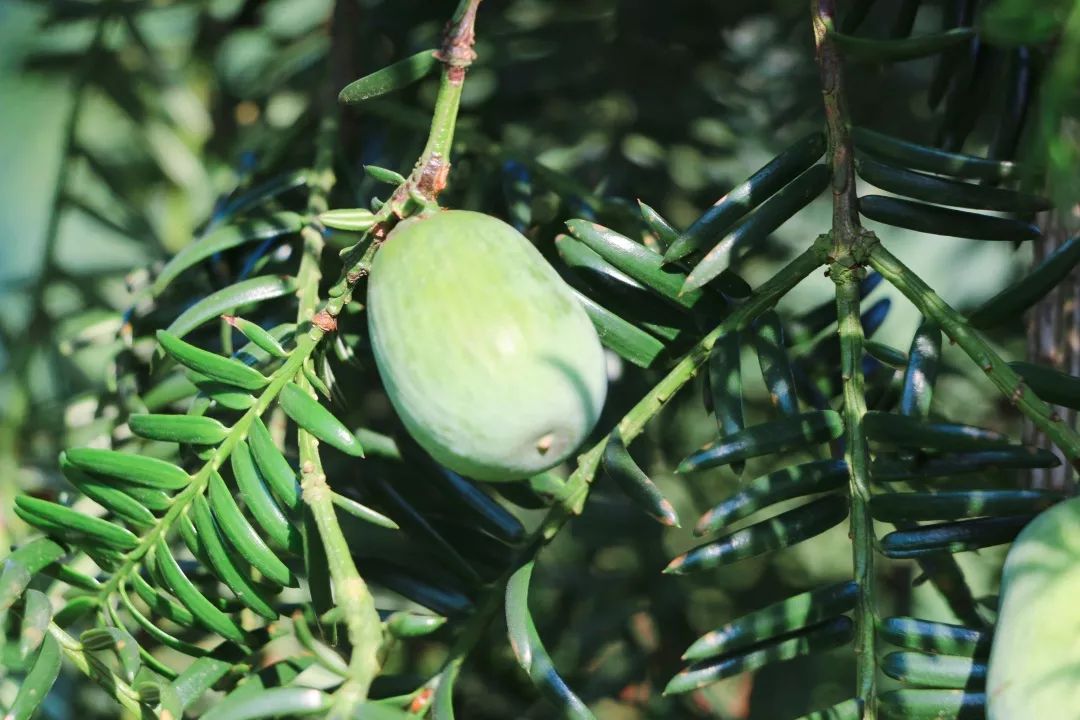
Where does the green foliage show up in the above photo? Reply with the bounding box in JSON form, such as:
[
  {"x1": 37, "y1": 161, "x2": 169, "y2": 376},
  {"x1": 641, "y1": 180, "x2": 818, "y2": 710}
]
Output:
[
  {"x1": 2, "y1": 1, "x2": 1079, "y2": 719},
  {"x1": 983, "y1": 0, "x2": 1080, "y2": 207}
]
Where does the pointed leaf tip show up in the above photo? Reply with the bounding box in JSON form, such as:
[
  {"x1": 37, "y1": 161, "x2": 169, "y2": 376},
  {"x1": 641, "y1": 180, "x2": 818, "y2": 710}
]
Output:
[
  {"x1": 602, "y1": 433, "x2": 681, "y2": 526},
  {"x1": 659, "y1": 500, "x2": 681, "y2": 527},
  {"x1": 663, "y1": 556, "x2": 686, "y2": 575}
]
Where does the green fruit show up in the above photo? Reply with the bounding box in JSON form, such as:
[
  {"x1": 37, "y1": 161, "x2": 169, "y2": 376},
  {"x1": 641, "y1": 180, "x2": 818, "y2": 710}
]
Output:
[
  {"x1": 987, "y1": 496, "x2": 1080, "y2": 718},
  {"x1": 367, "y1": 210, "x2": 607, "y2": 481}
]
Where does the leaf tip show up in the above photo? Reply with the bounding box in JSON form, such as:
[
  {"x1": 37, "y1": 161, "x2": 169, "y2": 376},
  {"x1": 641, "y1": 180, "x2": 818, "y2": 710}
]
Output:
[
  {"x1": 678, "y1": 277, "x2": 700, "y2": 296},
  {"x1": 659, "y1": 500, "x2": 680, "y2": 527},
  {"x1": 661, "y1": 243, "x2": 682, "y2": 263},
  {"x1": 660, "y1": 675, "x2": 685, "y2": 697},
  {"x1": 662, "y1": 556, "x2": 686, "y2": 575}
]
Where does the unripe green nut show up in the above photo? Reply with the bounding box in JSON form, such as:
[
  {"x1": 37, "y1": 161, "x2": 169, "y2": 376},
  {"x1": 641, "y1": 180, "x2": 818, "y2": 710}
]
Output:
[
  {"x1": 987, "y1": 496, "x2": 1080, "y2": 718},
  {"x1": 367, "y1": 210, "x2": 607, "y2": 481}
]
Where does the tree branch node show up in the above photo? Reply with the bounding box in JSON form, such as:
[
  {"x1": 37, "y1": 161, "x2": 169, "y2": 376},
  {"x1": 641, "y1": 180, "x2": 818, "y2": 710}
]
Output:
[{"x1": 436, "y1": 0, "x2": 481, "y2": 78}]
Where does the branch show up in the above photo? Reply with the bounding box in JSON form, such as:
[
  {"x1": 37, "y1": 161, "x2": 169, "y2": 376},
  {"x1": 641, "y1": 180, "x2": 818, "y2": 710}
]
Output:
[
  {"x1": 287, "y1": 1, "x2": 488, "y2": 705},
  {"x1": 289, "y1": 8, "x2": 490, "y2": 694},
  {"x1": 834, "y1": 270, "x2": 877, "y2": 712},
  {"x1": 810, "y1": 0, "x2": 861, "y2": 247},
  {"x1": 869, "y1": 244, "x2": 1080, "y2": 471},
  {"x1": 404, "y1": 0, "x2": 482, "y2": 202},
  {"x1": 97, "y1": 65, "x2": 373, "y2": 671},
  {"x1": 427, "y1": 243, "x2": 829, "y2": 694},
  {"x1": 292, "y1": 105, "x2": 383, "y2": 712},
  {"x1": 812, "y1": 1, "x2": 877, "y2": 714},
  {"x1": 50, "y1": 623, "x2": 149, "y2": 717},
  {"x1": 300, "y1": 436, "x2": 382, "y2": 710},
  {"x1": 557, "y1": 240, "x2": 830, "y2": 520}
]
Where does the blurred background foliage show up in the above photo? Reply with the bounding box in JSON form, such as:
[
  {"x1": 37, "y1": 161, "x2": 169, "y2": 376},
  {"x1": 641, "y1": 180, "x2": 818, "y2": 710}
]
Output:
[{"x1": 0, "y1": 0, "x2": 1075, "y2": 717}]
